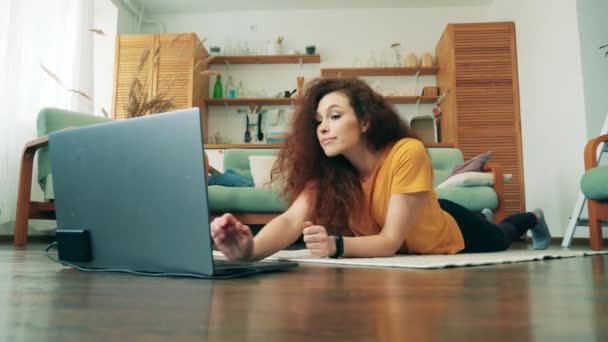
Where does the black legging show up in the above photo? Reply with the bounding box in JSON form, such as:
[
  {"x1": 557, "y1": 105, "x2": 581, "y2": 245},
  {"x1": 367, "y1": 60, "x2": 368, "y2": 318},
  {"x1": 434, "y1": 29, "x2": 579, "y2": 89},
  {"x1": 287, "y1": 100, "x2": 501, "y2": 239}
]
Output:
[{"x1": 438, "y1": 199, "x2": 537, "y2": 253}]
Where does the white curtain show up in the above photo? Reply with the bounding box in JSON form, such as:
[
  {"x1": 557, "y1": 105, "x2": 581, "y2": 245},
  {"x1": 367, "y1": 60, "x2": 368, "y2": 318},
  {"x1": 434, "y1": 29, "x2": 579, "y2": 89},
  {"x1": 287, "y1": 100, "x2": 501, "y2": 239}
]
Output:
[{"x1": 0, "y1": 0, "x2": 94, "y2": 234}]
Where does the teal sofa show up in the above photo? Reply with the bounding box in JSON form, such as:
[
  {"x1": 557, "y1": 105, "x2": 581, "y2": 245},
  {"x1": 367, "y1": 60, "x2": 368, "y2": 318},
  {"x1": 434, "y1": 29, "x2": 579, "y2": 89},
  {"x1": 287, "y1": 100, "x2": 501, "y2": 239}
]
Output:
[{"x1": 208, "y1": 148, "x2": 506, "y2": 225}]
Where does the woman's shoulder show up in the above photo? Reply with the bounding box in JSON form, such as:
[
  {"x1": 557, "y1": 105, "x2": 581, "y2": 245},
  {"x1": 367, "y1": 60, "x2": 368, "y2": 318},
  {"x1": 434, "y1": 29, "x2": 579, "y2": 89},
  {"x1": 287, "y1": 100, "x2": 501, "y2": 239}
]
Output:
[{"x1": 388, "y1": 138, "x2": 426, "y2": 156}]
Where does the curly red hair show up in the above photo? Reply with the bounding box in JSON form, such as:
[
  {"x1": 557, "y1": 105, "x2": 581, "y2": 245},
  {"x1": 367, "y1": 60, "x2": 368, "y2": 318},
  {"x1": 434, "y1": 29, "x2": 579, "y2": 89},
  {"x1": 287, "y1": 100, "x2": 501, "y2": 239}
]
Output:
[{"x1": 272, "y1": 78, "x2": 418, "y2": 233}]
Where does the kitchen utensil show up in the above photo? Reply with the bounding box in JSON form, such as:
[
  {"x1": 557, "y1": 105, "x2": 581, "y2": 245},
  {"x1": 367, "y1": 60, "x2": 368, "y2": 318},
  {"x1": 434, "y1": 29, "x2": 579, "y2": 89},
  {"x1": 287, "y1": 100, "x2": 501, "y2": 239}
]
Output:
[
  {"x1": 244, "y1": 114, "x2": 251, "y2": 143},
  {"x1": 257, "y1": 111, "x2": 264, "y2": 141},
  {"x1": 283, "y1": 89, "x2": 297, "y2": 98}
]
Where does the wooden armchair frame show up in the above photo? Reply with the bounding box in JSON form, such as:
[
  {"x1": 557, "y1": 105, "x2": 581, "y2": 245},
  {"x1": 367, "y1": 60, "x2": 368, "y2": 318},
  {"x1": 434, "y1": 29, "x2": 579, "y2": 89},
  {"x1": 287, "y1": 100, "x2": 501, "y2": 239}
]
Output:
[
  {"x1": 584, "y1": 134, "x2": 608, "y2": 250},
  {"x1": 14, "y1": 135, "x2": 54, "y2": 246}
]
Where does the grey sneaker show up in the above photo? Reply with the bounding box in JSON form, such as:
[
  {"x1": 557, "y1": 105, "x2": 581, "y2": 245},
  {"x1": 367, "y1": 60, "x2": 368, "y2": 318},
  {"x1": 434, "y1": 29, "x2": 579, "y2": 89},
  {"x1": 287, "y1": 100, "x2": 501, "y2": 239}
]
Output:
[
  {"x1": 481, "y1": 208, "x2": 494, "y2": 223},
  {"x1": 531, "y1": 208, "x2": 551, "y2": 250}
]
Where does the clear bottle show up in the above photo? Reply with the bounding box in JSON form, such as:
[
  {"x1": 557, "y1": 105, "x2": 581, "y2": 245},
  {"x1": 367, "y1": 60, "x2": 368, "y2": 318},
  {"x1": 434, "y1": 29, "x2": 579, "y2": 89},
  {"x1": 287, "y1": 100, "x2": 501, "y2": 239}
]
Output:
[
  {"x1": 213, "y1": 75, "x2": 223, "y2": 99},
  {"x1": 367, "y1": 49, "x2": 377, "y2": 67},
  {"x1": 225, "y1": 76, "x2": 236, "y2": 99},
  {"x1": 236, "y1": 81, "x2": 245, "y2": 98}
]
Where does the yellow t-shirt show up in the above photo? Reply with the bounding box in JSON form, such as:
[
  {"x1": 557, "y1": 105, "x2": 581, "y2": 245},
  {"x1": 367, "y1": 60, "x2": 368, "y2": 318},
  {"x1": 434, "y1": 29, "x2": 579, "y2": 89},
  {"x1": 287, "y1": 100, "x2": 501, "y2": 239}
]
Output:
[{"x1": 350, "y1": 138, "x2": 464, "y2": 254}]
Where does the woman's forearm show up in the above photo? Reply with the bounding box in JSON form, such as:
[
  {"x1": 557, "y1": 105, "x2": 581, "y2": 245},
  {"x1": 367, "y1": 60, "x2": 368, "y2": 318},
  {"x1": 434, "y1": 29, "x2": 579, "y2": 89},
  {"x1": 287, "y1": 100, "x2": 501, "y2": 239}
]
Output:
[
  {"x1": 340, "y1": 234, "x2": 400, "y2": 258},
  {"x1": 250, "y1": 214, "x2": 303, "y2": 261}
]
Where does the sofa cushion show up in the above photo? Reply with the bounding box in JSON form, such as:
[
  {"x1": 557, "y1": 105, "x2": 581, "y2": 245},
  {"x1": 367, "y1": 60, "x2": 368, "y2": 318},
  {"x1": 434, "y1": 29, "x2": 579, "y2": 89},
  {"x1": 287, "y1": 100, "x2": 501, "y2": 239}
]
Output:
[
  {"x1": 223, "y1": 149, "x2": 278, "y2": 181},
  {"x1": 449, "y1": 151, "x2": 493, "y2": 177},
  {"x1": 249, "y1": 155, "x2": 278, "y2": 188},
  {"x1": 437, "y1": 171, "x2": 513, "y2": 188},
  {"x1": 436, "y1": 186, "x2": 499, "y2": 212},
  {"x1": 208, "y1": 185, "x2": 288, "y2": 212},
  {"x1": 581, "y1": 166, "x2": 608, "y2": 200},
  {"x1": 427, "y1": 148, "x2": 464, "y2": 186}
]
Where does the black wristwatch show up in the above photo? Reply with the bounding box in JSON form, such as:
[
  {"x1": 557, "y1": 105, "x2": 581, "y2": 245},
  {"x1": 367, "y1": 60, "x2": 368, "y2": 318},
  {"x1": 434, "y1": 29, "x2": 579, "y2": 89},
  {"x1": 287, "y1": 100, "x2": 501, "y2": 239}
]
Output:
[{"x1": 330, "y1": 234, "x2": 344, "y2": 259}]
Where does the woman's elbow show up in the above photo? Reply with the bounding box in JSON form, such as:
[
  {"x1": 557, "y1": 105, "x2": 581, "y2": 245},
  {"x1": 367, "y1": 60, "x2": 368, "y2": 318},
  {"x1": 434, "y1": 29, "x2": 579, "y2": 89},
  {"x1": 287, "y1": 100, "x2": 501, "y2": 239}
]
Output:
[{"x1": 379, "y1": 237, "x2": 403, "y2": 257}]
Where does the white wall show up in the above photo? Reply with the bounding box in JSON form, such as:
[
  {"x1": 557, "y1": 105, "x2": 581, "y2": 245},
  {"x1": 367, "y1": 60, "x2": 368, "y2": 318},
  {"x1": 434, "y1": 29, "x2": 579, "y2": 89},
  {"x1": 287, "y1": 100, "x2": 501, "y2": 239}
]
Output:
[
  {"x1": 576, "y1": 0, "x2": 608, "y2": 139},
  {"x1": 487, "y1": 0, "x2": 591, "y2": 238},
  {"x1": 149, "y1": 7, "x2": 488, "y2": 168},
  {"x1": 111, "y1": 0, "x2": 141, "y2": 34}
]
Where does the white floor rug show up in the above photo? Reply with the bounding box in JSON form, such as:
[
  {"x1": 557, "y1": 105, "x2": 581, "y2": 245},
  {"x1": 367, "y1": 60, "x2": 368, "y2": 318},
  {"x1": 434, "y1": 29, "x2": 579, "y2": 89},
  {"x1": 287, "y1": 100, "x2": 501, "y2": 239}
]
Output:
[{"x1": 254, "y1": 248, "x2": 608, "y2": 269}]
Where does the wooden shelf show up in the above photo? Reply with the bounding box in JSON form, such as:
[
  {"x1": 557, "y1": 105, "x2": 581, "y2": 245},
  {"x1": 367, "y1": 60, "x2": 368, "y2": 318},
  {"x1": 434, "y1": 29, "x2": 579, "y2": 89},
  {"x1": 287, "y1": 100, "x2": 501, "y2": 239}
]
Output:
[
  {"x1": 205, "y1": 144, "x2": 283, "y2": 149},
  {"x1": 206, "y1": 98, "x2": 295, "y2": 106},
  {"x1": 386, "y1": 96, "x2": 438, "y2": 104},
  {"x1": 321, "y1": 66, "x2": 439, "y2": 77},
  {"x1": 209, "y1": 54, "x2": 320, "y2": 65}
]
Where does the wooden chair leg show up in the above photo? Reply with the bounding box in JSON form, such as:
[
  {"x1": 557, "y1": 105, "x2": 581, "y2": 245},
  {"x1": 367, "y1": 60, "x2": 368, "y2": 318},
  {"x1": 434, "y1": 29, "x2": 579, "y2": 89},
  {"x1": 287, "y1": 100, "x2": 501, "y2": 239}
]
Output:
[
  {"x1": 588, "y1": 219, "x2": 604, "y2": 251},
  {"x1": 587, "y1": 200, "x2": 607, "y2": 251},
  {"x1": 14, "y1": 147, "x2": 36, "y2": 246}
]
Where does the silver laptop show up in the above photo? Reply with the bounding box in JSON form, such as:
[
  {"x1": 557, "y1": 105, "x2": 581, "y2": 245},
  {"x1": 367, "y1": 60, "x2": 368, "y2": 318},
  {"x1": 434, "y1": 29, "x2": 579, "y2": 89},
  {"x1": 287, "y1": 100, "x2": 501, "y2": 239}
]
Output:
[{"x1": 48, "y1": 108, "x2": 297, "y2": 278}]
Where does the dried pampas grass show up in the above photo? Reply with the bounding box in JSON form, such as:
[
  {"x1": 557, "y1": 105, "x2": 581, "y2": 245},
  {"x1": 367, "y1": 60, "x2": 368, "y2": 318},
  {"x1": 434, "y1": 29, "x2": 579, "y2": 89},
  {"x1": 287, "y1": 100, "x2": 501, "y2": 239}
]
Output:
[
  {"x1": 199, "y1": 70, "x2": 218, "y2": 77},
  {"x1": 89, "y1": 28, "x2": 105, "y2": 36},
  {"x1": 42, "y1": 29, "x2": 214, "y2": 119},
  {"x1": 125, "y1": 74, "x2": 176, "y2": 118},
  {"x1": 40, "y1": 63, "x2": 65, "y2": 88},
  {"x1": 40, "y1": 63, "x2": 92, "y2": 103},
  {"x1": 125, "y1": 45, "x2": 175, "y2": 118},
  {"x1": 41, "y1": 63, "x2": 111, "y2": 117},
  {"x1": 125, "y1": 36, "x2": 212, "y2": 118},
  {"x1": 67, "y1": 89, "x2": 93, "y2": 102}
]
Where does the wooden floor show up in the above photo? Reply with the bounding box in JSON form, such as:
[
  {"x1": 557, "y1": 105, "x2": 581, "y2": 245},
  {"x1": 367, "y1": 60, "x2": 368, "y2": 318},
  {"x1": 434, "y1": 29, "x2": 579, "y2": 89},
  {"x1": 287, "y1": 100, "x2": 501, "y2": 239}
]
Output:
[{"x1": 1, "y1": 242, "x2": 607, "y2": 342}]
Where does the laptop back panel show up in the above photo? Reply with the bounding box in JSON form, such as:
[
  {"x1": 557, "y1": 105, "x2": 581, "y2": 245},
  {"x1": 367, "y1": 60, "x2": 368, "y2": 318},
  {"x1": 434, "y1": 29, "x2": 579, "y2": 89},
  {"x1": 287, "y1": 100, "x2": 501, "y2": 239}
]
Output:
[{"x1": 49, "y1": 109, "x2": 215, "y2": 275}]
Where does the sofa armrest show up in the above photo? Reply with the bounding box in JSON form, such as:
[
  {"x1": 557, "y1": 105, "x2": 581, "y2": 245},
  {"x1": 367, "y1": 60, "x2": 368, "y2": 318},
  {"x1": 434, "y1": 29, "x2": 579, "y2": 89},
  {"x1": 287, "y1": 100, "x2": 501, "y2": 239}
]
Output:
[
  {"x1": 37, "y1": 107, "x2": 113, "y2": 136},
  {"x1": 482, "y1": 162, "x2": 506, "y2": 223},
  {"x1": 24, "y1": 135, "x2": 49, "y2": 152},
  {"x1": 584, "y1": 134, "x2": 608, "y2": 170},
  {"x1": 36, "y1": 108, "x2": 111, "y2": 194}
]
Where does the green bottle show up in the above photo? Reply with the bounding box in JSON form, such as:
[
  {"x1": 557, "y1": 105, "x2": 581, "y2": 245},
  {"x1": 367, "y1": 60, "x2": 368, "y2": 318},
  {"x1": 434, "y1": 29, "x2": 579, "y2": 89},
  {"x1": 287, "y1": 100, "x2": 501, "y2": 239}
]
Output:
[{"x1": 213, "y1": 75, "x2": 223, "y2": 98}]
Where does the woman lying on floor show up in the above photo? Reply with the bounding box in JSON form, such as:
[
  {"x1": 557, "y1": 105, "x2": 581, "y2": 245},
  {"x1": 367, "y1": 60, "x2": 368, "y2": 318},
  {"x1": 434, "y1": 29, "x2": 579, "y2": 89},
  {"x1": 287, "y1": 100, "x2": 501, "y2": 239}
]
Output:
[{"x1": 211, "y1": 78, "x2": 551, "y2": 261}]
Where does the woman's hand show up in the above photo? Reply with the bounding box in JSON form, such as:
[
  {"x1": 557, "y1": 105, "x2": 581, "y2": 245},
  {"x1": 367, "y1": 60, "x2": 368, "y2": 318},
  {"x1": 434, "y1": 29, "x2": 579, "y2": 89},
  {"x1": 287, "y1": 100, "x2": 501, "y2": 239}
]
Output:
[
  {"x1": 210, "y1": 213, "x2": 254, "y2": 261},
  {"x1": 302, "y1": 221, "x2": 336, "y2": 258}
]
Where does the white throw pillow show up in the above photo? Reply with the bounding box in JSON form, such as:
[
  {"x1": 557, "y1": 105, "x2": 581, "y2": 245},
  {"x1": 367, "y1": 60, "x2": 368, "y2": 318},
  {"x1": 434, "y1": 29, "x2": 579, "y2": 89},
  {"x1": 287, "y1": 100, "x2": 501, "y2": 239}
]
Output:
[
  {"x1": 436, "y1": 172, "x2": 513, "y2": 189},
  {"x1": 248, "y1": 155, "x2": 278, "y2": 189}
]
